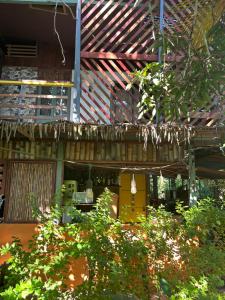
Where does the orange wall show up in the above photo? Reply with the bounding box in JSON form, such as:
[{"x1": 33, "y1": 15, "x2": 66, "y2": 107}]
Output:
[
  {"x1": 0, "y1": 224, "x2": 88, "y2": 288},
  {"x1": 0, "y1": 224, "x2": 37, "y2": 264}
]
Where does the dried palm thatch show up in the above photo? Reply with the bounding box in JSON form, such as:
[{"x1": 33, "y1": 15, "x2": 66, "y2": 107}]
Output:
[{"x1": 0, "y1": 120, "x2": 194, "y2": 148}]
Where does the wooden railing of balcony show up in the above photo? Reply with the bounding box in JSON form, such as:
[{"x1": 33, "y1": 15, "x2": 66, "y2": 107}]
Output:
[
  {"x1": 0, "y1": 80, "x2": 74, "y2": 122},
  {"x1": 78, "y1": 0, "x2": 224, "y2": 126}
]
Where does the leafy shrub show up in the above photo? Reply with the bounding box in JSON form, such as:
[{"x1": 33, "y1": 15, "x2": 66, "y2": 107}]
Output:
[
  {"x1": 0, "y1": 192, "x2": 225, "y2": 299},
  {"x1": 182, "y1": 198, "x2": 225, "y2": 249}
]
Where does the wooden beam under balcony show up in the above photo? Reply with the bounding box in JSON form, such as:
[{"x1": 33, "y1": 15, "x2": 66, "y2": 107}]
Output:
[{"x1": 81, "y1": 51, "x2": 182, "y2": 62}]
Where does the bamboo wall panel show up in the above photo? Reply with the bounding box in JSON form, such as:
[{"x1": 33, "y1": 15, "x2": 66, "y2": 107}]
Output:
[
  {"x1": 65, "y1": 141, "x2": 184, "y2": 162},
  {"x1": 0, "y1": 140, "x2": 57, "y2": 160},
  {"x1": 5, "y1": 161, "x2": 56, "y2": 223},
  {"x1": 0, "y1": 139, "x2": 184, "y2": 163}
]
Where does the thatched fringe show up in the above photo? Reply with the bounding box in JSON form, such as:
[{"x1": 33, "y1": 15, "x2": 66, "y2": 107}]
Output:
[{"x1": 0, "y1": 121, "x2": 198, "y2": 147}]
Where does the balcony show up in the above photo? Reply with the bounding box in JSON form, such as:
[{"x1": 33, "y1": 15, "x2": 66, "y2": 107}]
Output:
[
  {"x1": 0, "y1": 79, "x2": 223, "y2": 126},
  {"x1": 0, "y1": 80, "x2": 74, "y2": 122}
]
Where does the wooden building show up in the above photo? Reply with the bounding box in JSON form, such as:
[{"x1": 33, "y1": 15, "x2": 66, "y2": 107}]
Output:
[{"x1": 0, "y1": 0, "x2": 224, "y2": 229}]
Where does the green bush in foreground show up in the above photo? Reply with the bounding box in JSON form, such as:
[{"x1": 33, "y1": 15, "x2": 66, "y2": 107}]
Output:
[{"x1": 0, "y1": 190, "x2": 225, "y2": 299}]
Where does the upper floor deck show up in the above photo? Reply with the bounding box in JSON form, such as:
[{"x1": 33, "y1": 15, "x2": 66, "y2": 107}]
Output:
[{"x1": 0, "y1": 0, "x2": 224, "y2": 126}]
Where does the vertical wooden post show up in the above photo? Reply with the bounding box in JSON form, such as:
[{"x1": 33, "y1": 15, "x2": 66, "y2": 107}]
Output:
[
  {"x1": 74, "y1": 0, "x2": 81, "y2": 122},
  {"x1": 55, "y1": 142, "x2": 64, "y2": 202},
  {"x1": 189, "y1": 149, "x2": 198, "y2": 206}
]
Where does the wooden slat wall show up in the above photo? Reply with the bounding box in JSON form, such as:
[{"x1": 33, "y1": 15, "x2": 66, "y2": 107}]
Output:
[
  {"x1": 5, "y1": 161, "x2": 56, "y2": 223},
  {"x1": 81, "y1": 59, "x2": 146, "y2": 123},
  {"x1": 81, "y1": 0, "x2": 158, "y2": 54},
  {"x1": 80, "y1": 0, "x2": 158, "y2": 124},
  {"x1": 80, "y1": 0, "x2": 224, "y2": 126}
]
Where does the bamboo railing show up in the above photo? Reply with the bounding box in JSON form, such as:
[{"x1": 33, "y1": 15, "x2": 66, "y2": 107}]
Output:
[{"x1": 0, "y1": 80, "x2": 74, "y2": 122}]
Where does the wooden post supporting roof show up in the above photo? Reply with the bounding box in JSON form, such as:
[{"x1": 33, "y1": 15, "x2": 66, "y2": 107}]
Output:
[{"x1": 188, "y1": 149, "x2": 198, "y2": 206}]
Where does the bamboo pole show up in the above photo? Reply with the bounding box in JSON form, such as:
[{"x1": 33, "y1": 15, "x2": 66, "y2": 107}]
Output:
[
  {"x1": 138, "y1": 143, "x2": 143, "y2": 162},
  {"x1": 52, "y1": 142, "x2": 57, "y2": 159},
  {"x1": 0, "y1": 141, "x2": 3, "y2": 159},
  {"x1": 30, "y1": 141, "x2": 35, "y2": 159},
  {"x1": 80, "y1": 142, "x2": 85, "y2": 160},
  {"x1": 65, "y1": 142, "x2": 70, "y2": 161},
  {"x1": 85, "y1": 142, "x2": 90, "y2": 160},
  {"x1": 8, "y1": 141, "x2": 12, "y2": 159},
  {"x1": 116, "y1": 143, "x2": 121, "y2": 161},
  {"x1": 153, "y1": 146, "x2": 157, "y2": 162},
  {"x1": 147, "y1": 144, "x2": 152, "y2": 162},
  {"x1": 143, "y1": 146, "x2": 147, "y2": 162},
  {"x1": 127, "y1": 144, "x2": 132, "y2": 161},
  {"x1": 75, "y1": 142, "x2": 80, "y2": 160},
  {"x1": 90, "y1": 142, "x2": 94, "y2": 161},
  {"x1": 47, "y1": 143, "x2": 52, "y2": 158},
  {"x1": 35, "y1": 142, "x2": 40, "y2": 159},
  {"x1": 132, "y1": 144, "x2": 137, "y2": 161},
  {"x1": 3, "y1": 141, "x2": 8, "y2": 159},
  {"x1": 0, "y1": 80, "x2": 74, "y2": 87},
  {"x1": 25, "y1": 141, "x2": 30, "y2": 159},
  {"x1": 121, "y1": 143, "x2": 126, "y2": 161},
  {"x1": 101, "y1": 143, "x2": 106, "y2": 160},
  {"x1": 70, "y1": 142, "x2": 76, "y2": 161}
]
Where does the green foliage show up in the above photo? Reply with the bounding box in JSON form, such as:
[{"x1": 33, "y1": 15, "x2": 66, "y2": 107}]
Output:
[
  {"x1": 171, "y1": 276, "x2": 225, "y2": 300},
  {"x1": 182, "y1": 198, "x2": 225, "y2": 249},
  {"x1": 0, "y1": 192, "x2": 225, "y2": 299},
  {"x1": 131, "y1": 14, "x2": 225, "y2": 122}
]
